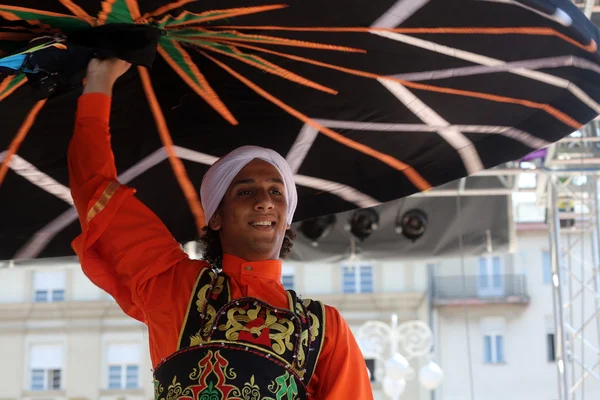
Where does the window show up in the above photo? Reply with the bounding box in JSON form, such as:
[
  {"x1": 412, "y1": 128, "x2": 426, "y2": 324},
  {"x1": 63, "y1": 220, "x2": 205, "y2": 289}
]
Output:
[
  {"x1": 33, "y1": 270, "x2": 66, "y2": 303},
  {"x1": 365, "y1": 359, "x2": 376, "y2": 382},
  {"x1": 30, "y1": 344, "x2": 63, "y2": 391},
  {"x1": 546, "y1": 316, "x2": 556, "y2": 362},
  {"x1": 477, "y1": 256, "x2": 504, "y2": 297},
  {"x1": 106, "y1": 343, "x2": 141, "y2": 390},
  {"x1": 281, "y1": 265, "x2": 295, "y2": 291},
  {"x1": 108, "y1": 365, "x2": 139, "y2": 389},
  {"x1": 547, "y1": 334, "x2": 556, "y2": 362},
  {"x1": 481, "y1": 317, "x2": 506, "y2": 364},
  {"x1": 542, "y1": 251, "x2": 552, "y2": 284},
  {"x1": 483, "y1": 335, "x2": 504, "y2": 364},
  {"x1": 342, "y1": 264, "x2": 373, "y2": 293}
]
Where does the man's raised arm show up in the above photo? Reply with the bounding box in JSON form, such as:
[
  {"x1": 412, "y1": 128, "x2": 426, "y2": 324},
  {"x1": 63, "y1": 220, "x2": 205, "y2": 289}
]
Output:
[{"x1": 69, "y1": 59, "x2": 200, "y2": 322}]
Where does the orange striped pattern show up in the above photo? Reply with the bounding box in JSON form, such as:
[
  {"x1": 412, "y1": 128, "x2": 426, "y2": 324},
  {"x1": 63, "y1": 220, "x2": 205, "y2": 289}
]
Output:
[
  {"x1": 212, "y1": 26, "x2": 597, "y2": 53},
  {"x1": 0, "y1": 100, "x2": 47, "y2": 187},
  {"x1": 403, "y1": 80, "x2": 581, "y2": 129},
  {"x1": 142, "y1": 0, "x2": 197, "y2": 19},
  {"x1": 0, "y1": 11, "x2": 47, "y2": 29},
  {"x1": 57, "y1": 0, "x2": 96, "y2": 25},
  {"x1": 125, "y1": 0, "x2": 141, "y2": 20},
  {"x1": 175, "y1": 28, "x2": 365, "y2": 53},
  {"x1": 223, "y1": 41, "x2": 582, "y2": 129},
  {"x1": 0, "y1": 5, "x2": 83, "y2": 30},
  {"x1": 200, "y1": 51, "x2": 432, "y2": 191},
  {"x1": 97, "y1": 0, "x2": 115, "y2": 25},
  {"x1": 160, "y1": 5, "x2": 287, "y2": 27},
  {"x1": 138, "y1": 67, "x2": 206, "y2": 232},
  {"x1": 0, "y1": 5, "x2": 78, "y2": 19},
  {"x1": 192, "y1": 43, "x2": 337, "y2": 94},
  {"x1": 158, "y1": 41, "x2": 238, "y2": 124},
  {"x1": 0, "y1": 76, "x2": 27, "y2": 103},
  {"x1": 0, "y1": 31, "x2": 34, "y2": 40}
]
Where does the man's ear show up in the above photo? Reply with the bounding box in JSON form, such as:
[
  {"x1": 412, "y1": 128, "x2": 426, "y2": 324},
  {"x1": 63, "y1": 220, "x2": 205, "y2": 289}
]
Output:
[{"x1": 209, "y1": 211, "x2": 222, "y2": 231}]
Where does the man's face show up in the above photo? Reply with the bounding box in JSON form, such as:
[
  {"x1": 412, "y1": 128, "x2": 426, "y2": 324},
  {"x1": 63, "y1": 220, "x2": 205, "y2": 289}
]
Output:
[{"x1": 209, "y1": 159, "x2": 290, "y2": 261}]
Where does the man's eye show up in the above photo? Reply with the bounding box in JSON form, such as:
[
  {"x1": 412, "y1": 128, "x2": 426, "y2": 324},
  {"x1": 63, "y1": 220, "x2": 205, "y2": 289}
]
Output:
[
  {"x1": 238, "y1": 190, "x2": 251, "y2": 196},
  {"x1": 271, "y1": 189, "x2": 283, "y2": 195}
]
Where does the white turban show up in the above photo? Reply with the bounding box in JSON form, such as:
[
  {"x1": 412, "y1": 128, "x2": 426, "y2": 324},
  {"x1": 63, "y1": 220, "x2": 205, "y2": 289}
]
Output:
[{"x1": 200, "y1": 145, "x2": 297, "y2": 226}]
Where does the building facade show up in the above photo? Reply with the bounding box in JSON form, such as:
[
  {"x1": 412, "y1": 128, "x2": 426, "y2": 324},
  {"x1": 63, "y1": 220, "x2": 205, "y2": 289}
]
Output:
[
  {"x1": 2, "y1": 225, "x2": 599, "y2": 400},
  {"x1": 0, "y1": 250, "x2": 429, "y2": 400}
]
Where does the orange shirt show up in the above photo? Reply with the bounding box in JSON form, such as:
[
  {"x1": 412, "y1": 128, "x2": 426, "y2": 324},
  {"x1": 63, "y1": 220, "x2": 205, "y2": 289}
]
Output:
[{"x1": 68, "y1": 93, "x2": 373, "y2": 399}]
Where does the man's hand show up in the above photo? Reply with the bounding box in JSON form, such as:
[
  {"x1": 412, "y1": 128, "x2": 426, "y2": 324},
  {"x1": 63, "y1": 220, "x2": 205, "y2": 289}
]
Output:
[{"x1": 83, "y1": 58, "x2": 131, "y2": 96}]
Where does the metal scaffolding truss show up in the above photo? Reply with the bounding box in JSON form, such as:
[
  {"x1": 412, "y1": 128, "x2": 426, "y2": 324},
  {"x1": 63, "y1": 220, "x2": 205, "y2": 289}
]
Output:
[
  {"x1": 544, "y1": 118, "x2": 600, "y2": 400},
  {"x1": 547, "y1": 175, "x2": 600, "y2": 400},
  {"x1": 429, "y1": 109, "x2": 600, "y2": 399}
]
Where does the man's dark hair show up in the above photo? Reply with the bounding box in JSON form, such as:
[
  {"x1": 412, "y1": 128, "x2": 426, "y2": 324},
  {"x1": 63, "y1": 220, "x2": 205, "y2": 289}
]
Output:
[{"x1": 197, "y1": 227, "x2": 296, "y2": 267}]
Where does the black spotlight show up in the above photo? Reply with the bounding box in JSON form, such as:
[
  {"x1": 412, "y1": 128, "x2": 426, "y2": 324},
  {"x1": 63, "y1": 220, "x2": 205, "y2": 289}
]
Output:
[
  {"x1": 299, "y1": 214, "x2": 337, "y2": 246},
  {"x1": 346, "y1": 209, "x2": 379, "y2": 241},
  {"x1": 396, "y1": 209, "x2": 428, "y2": 241}
]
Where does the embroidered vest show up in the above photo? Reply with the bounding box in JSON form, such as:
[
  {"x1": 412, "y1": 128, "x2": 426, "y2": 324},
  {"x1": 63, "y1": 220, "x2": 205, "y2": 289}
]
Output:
[{"x1": 153, "y1": 268, "x2": 326, "y2": 400}]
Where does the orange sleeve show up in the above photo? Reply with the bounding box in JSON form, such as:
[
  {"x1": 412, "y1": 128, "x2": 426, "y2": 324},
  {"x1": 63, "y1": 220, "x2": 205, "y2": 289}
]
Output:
[
  {"x1": 314, "y1": 305, "x2": 374, "y2": 399},
  {"x1": 68, "y1": 93, "x2": 202, "y2": 322}
]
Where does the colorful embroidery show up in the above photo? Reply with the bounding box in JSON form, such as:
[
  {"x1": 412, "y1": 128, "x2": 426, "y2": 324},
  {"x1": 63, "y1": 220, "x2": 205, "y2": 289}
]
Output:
[
  {"x1": 241, "y1": 375, "x2": 260, "y2": 400},
  {"x1": 157, "y1": 351, "x2": 302, "y2": 400},
  {"x1": 156, "y1": 271, "x2": 325, "y2": 399},
  {"x1": 156, "y1": 350, "x2": 238, "y2": 400},
  {"x1": 191, "y1": 269, "x2": 227, "y2": 344},
  {"x1": 269, "y1": 372, "x2": 298, "y2": 400},
  {"x1": 221, "y1": 305, "x2": 295, "y2": 354}
]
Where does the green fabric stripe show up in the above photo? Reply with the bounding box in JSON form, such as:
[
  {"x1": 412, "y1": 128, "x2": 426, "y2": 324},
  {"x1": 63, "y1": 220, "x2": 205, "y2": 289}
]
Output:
[
  {"x1": 103, "y1": 0, "x2": 134, "y2": 24},
  {"x1": 0, "y1": 73, "x2": 26, "y2": 101},
  {"x1": 0, "y1": 8, "x2": 89, "y2": 31},
  {"x1": 159, "y1": 37, "x2": 202, "y2": 89},
  {"x1": 171, "y1": 30, "x2": 269, "y2": 43},
  {"x1": 159, "y1": 11, "x2": 229, "y2": 28},
  {"x1": 174, "y1": 37, "x2": 272, "y2": 70}
]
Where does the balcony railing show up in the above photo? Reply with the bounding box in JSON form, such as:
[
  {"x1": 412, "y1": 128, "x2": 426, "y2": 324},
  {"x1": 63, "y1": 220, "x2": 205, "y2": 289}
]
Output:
[{"x1": 432, "y1": 274, "x2": 530, "y2": 305}]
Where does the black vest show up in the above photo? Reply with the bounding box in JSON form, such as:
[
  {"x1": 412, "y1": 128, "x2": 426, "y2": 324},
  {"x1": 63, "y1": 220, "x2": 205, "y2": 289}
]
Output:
[{"x1": 153, "y1": 267, "x2": 326, "y2": 399}]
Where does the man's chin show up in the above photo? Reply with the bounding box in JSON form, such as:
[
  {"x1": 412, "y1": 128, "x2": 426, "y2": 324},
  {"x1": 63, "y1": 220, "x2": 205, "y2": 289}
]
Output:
[{"x1": 247, "y1": 237, "x2": 281, "y2": 254}]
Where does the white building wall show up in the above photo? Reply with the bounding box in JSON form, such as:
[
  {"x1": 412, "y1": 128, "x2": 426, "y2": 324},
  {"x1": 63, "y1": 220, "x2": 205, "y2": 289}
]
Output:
[
  {"x1": 4, "y1": 227, "x2": 600, "y2": 399},
  {"x1": 437, "y1": 228, "x2": 600, "y2": 400},
  {"x1": 71, "y1": 267, "x2": 105, "y2": 302},
  {"x1": 0, "y1": 267, "x2": 27, "y2": 303},
  {"x1": 298, "y1": 262, "x2": 334, "y2": 294},
  {"x1": 0, "y1": 334, "x2": 24, "y2": 399},
  {"x1": 0, "y1": 255, "x2": 425, "y2": 400}
]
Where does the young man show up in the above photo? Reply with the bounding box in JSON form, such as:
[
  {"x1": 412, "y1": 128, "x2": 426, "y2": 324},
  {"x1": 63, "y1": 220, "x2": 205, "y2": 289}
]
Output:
[{"x1": 68, "y1": 58, "x2": 373, "y2": 399}]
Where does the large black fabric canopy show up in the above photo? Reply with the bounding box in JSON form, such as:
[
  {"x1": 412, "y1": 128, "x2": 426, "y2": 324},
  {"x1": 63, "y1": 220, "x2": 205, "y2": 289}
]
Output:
[{"x1": 0, "y1": 0, "x2": 599, "y2": 260}]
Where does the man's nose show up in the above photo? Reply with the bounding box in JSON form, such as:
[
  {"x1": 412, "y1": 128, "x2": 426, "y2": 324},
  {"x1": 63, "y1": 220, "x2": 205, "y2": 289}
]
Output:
[{"x1": 254, "y1": 190, "x2": 275, "y2": 211}]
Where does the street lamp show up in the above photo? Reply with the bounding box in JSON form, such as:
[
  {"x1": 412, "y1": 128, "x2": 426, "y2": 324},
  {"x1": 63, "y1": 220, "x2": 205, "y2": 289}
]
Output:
[{"x1": 356, "y1": 314, "x2": 443, "y2": 399}]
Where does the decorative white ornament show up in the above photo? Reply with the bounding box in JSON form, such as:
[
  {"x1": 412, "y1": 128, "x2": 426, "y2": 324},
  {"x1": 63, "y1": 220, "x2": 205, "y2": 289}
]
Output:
[
  {"x1": 385, "y1": 353, "x2": 412, "y2": 380},
  {"x1": 419, "y1": 361, "x2": 444, "y2": 390},
  {"x1": 396, "y1": 321, "x2": 434, "y2": 358},
  {"x1": 356, "y1": 321, "x2": 393, "y2": 359},
  {"x1": 383, "y1": 375, "x2": 407, "y2": 399}
]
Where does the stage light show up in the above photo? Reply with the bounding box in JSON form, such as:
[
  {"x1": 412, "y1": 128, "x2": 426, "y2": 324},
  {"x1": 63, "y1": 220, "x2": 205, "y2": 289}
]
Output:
[
  {"x1": 345, "y1": 209, "x2": 379, "y2": 241},
  {"x1": 299, "y1": 214, "x2": 337, "y2": 246},
  {"x1": 396, "y1": 209, "x2": 428, "y2": 241}
]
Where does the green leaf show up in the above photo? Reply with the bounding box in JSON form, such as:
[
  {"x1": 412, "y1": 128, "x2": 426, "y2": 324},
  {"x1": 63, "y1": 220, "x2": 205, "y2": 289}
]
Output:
[{"x1": 0, "y1": 6, "x2": 89, "y2": 31}]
